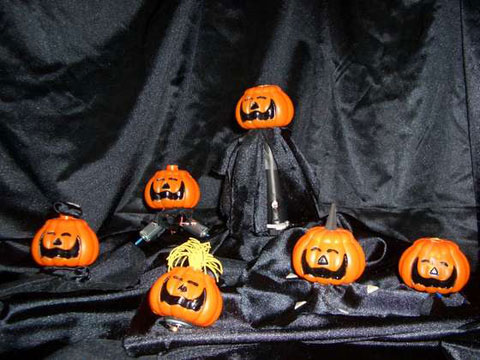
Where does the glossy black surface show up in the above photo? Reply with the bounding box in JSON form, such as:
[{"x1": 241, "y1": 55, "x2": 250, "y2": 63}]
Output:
[
  {"x1": 301, "y1": 250, "x2": 348, "y2": 280},
  {"x1": 240, "y1": 100, "x2": 276, "y2": 121},
  {"x1": 149, "y1": 181, "x2": 186, "y2": 201},
  {"x1": 411, "y1": 258, "x2": 458, "y2": 289},
  {"x1": 159, "y1": 278, "x2": 206, "y2": 312},
  {"x1": 39, "y1": 236, "x2": 81, "y2": 259}
]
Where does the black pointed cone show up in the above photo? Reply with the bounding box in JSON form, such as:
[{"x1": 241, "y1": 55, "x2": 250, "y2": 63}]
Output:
[{"x1": 325, "y1": 203, "x2": 337, "y2": 230}]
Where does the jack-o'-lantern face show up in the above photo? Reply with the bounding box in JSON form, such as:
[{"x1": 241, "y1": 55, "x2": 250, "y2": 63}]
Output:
[
  {"x1": 149, "y1": 267, "x2": 222, "y2": 327},
  {"x1": 399, "y1": 238, "x2": 470, "y2": 294},
  {"x1": 293, "y1": 226, "x2": 366, "y2": 285},
  {"x1": 32, "y1": 214, "x2": 99, "y2": 267},
  {"x1": 144, "y1": 165, "x2": 200, "y2": 210},
  {"x1": 301, "y1": 243, "x2": 349, "y2": 281},
  {"x1": 414, "y1": 249, "x2": 456, "y2": 286},
  {"x1": 235, "y1": 85, "x2": 294, "y2": 129},
  {"x1": 39, "y1": 230, "x2": 81, "y2": 259},
  {"x1": 292, "y1": 204, "x2": 366, "y2": 285},
  {"x1": 160, "y1": 271, "x2": 207, "y2": 311}
]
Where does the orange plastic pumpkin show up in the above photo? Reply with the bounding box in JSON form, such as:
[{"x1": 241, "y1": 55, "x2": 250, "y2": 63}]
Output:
[
  {"x1": 144, "y1": 165, "x2": 200, "y2": 210},
  {"x1": 149, "y1": 238, "x2": 223, "y2": 328},
  {"x1": 292, "y1": 204, "x2": 366, "y2": 285},
  {"x1": 398, "y1": 237, "x2": 470, "y2": 294},
  {"x1": 235, "y1": 85, "x2": 294, "y2": 129},
  {"x1": 31, "y1": 203, "x2": 99, "y2": 267}
]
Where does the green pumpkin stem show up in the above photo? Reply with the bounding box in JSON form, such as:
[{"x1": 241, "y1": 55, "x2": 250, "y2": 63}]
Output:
[{"x1": 325, "y1": 203, "x2": 337, "y2": 230}]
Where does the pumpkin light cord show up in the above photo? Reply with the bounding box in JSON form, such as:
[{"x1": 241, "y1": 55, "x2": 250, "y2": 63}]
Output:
[{"x1": 167, "y1": 238, "x2": 223, "y2": 281}]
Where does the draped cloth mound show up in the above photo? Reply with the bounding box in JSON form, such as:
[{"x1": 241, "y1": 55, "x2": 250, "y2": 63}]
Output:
[
  {"x1": 214, "y1": 127, "x2": 321, "y2": 260},
  {"x1": 123, "y1": 216, "x2": 475, "y2": 358}
]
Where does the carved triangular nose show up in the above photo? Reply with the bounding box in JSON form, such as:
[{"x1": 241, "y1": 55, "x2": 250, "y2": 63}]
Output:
[
  {"x1": 162, "y1": 183, "x2": 170, "y2": 190},
  {"x1": 178, "y1": 284, "x2": 187, "y2": 292},
  {"x1": 53, "y1": 238, "x2": 62, "y2": 246},
  {"x1": 318, "y1": 255, "x2": 328, "y2": 265},
  {"x1": 430, "y1": 267, "x2": 439, "y2": 276},
  {"x1": 250, "y1": 102, "x2": 259, "y2": 110}
]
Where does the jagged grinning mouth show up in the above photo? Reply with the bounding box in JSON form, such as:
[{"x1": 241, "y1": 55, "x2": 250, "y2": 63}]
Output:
[
  {"x1": 160, "y1": 277, "x2": 206, "y2": 312},
  {"x1": 240, "y1": 100, "x2": 276, "y2": 121},
  {"x1": 150, "y1": 182, "x2": 185, "y2": 201},
  {"x1": 411, "y1": 258, "x2": 457, "y2": 289},
  {"x1": 301, "y1": 250, "x2": 348, "y2": 280},
  {"x1": 40, "y1": 236, "x2": 81, "y2": 259}
]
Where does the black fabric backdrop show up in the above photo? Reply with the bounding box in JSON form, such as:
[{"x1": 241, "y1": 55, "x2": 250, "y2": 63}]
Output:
[{"x1": 1, "y1": 0, "x2": 480, "y2": 359}]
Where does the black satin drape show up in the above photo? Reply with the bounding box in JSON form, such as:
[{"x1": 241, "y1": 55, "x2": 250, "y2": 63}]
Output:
[{"x1": 1, "y1": 0, "x2": 479, "y2": 359}]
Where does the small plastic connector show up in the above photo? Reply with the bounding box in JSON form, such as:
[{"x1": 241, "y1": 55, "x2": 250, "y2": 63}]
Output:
[
  {"x1": 178, "y1": 217, "x2": 209, "y2": 238},
  {"x1": 135, "y1": 222, "x2": 165, "y2": 245}
]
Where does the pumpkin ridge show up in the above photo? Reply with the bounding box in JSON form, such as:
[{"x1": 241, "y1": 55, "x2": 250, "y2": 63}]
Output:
[
  {"x1": 292, "y1": 223, "x2": 365, "y2": 285},
  {"x1": 448, "y1": 243, "x2": 470, "y2": 292},
  {"x1": 144, "y1": 165, "x2": 200, "y2": 209},
  {"x1": 235, "y1": 85, "x2": 294, "y2": 129},
  {"x1": 149, "y1": 239, "x2": 223, "y2": 327},
  {"x1": 398, "y1": 237, "x2": 470, "y2": 294},
  {"x1": 32, "y1": 210, "x2": 99, "y2": 268}
]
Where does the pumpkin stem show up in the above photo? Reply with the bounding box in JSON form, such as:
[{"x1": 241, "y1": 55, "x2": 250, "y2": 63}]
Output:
[{"x1": 325, "y1": 203, "x2": 337, "y2": 230}]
